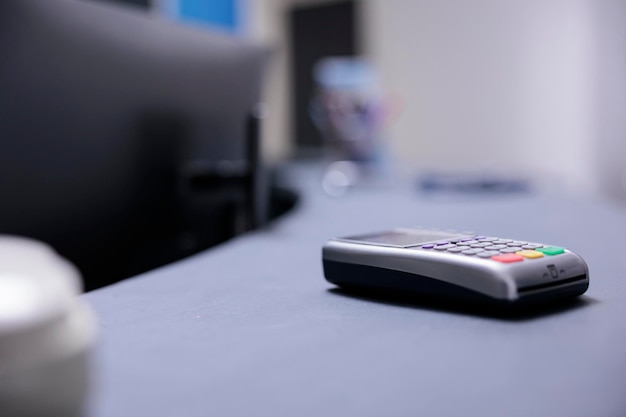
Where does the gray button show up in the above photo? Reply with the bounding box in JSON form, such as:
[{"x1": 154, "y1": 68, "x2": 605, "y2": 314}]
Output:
[
  {"x1": 500, "y1": 247, "x2": 522, "y2": 253},
  {"x1": 462, "y1": 240, "x2": 479, "y2": 245},
  {"x1": 522, "y1": 243, "x2": 543, "y2": 249},
  {"x1": 477, "y1": 251, "x2": 500, "y2": 258},
  {"x1": 508, "y1": 241, "x2": 527, "y2": 246},
  {"x1": 434, "y1": 244, "x2": 455, "y2": 250},
  {"x1": 446, "y1": 247, "x2": 466, "y2": 253},
  {"x1": 482, "y1": 237, "x2": 499, "y2": 242},
  {"x1": 485, "y1": 244, "x2": 507, "y2": 250},
  {"x1": 454, "y1": 246, "x2": 470, "y2": 251},
  {"x1": 470, "y1": 243, "x2": 491, "y2": 248},
  {"x1": 462, "y1": 248, "x2": 484, "y2": 255},
  {"x1": 494, "y1": 239, "x2": 513, "y2": 244}
]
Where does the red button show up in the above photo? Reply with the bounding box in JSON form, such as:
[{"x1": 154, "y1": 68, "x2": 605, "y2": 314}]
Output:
[{"x1": 491, "y1": 254, "x2": 523, "y2": 263}]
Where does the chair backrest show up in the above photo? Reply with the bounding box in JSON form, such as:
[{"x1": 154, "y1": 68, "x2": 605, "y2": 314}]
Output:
[{"x1": 0, "y1": 0, "x2": 266, "y2": 288}]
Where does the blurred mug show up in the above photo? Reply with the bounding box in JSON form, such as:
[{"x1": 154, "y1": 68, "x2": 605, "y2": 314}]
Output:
[{"x1": 0, "y1": 236, "x2": 97, "y2": 417}]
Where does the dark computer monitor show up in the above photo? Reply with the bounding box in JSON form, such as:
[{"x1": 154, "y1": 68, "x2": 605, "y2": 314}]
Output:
[{"x1": 0, "y1": 0, "x2": 266, "y2": 288}]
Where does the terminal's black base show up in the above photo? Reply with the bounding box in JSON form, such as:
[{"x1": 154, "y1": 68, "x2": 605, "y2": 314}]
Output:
[{"x1": 323, "y1": 260, "x2": 589, "y2": 310}]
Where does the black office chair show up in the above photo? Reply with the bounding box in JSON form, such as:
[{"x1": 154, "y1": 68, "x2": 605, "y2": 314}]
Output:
[{"x1": 0, "y1": 0, "x2": 268, "y2": 290}]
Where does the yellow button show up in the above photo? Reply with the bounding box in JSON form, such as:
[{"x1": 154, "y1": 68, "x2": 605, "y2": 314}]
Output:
[{"x1": 516, "y1": 250, "x2": 544, "y2": 259}]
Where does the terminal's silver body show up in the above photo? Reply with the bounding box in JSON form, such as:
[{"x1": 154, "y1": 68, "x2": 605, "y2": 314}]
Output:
[{"x1": 323, "y1": 229, "x2": 589, "y2": 302}]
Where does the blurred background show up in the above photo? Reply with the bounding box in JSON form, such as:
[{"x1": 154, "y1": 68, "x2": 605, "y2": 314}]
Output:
[
  {"x1": 145, "y1": 0, "x2": 625, "y2": 197},
  {"x1": 2, "y1": 0, "x2": 625, "y2": 290},
  {"x1": 1, "y1": 3, "x2": 624, "y2": 414}
]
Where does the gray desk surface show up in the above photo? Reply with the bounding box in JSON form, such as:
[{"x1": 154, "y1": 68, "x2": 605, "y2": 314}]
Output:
[{"x1": 85, "y1": 164, "x2": 626, "y2": 417}]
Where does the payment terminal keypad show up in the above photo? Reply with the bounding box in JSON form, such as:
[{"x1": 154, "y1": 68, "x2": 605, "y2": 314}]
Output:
[{"x1": 418, "y1": 237, "x2": 565, "y2": 263}]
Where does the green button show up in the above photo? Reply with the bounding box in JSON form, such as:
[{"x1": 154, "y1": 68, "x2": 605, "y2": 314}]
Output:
[{"x1": 535, "y1": 246, "x2": 565, "y2": 256}]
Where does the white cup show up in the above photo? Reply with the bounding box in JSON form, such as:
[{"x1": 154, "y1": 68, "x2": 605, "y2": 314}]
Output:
[{"x1": 0, "y1": 236, "x2": 97, "y2": 417}]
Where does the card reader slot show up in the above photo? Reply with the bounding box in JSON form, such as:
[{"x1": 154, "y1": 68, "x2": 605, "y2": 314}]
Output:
[{"x1": 517, "y1": 274, "x2": 588, "y2": 295}]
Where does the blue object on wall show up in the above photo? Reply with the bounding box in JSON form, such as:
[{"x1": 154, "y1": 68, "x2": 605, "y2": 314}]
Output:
[{"x1": 178, "y1": 0, "x2": 237, "y2": 31}]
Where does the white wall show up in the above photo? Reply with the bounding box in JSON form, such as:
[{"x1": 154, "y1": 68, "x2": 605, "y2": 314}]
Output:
[
  {"x1": 593, "y1": 0, "x2": 626, "y2": 203},
  {"x1": 248, "y1": 0, "x2": 625, "y2": 199},
  {"x1": 362, "y1": 0, "x2": 597, "y2": 192}
]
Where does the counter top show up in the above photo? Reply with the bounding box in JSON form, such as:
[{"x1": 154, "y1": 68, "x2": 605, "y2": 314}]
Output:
[{"x1": 85, "y1": 164, "x2": 626, "y2": 417}]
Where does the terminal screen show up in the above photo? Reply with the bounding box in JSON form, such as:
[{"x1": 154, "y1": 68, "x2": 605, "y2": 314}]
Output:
[{"x1": 341, "y1": 229, "x2": 472, "y2": 248}]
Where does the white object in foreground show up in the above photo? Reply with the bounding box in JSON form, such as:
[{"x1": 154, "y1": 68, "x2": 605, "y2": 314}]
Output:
[{"x1": 0, "y1": 236, "x2": 97, "y2": 417}]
